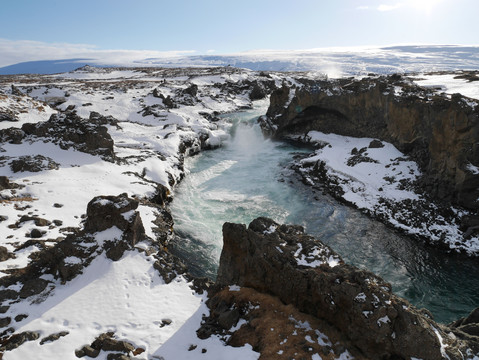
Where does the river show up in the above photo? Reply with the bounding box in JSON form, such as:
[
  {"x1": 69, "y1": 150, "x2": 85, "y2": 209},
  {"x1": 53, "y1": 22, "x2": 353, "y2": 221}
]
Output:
[{"x1": 170, "y1": 101, "x2": 479, "y2": 324}]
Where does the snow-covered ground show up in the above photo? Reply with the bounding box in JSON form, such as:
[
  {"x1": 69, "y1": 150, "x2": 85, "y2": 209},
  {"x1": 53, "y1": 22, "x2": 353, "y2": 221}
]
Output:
[
  {"x1": 0, "y1": 67, "x2": 285, "y2": 359},
  {"x1": 412, "y1": 72, "x2": 479, "y2": 104},
  {"x1": 5, "y1": 250, "x2": 258, "y2": 360}
]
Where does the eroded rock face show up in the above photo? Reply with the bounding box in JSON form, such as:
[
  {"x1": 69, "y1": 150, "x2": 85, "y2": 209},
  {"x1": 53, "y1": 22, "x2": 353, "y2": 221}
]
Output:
[
  {"x1": 214, "y1": 217, "x2": 479, "y2": 360},
  {"x1": 261, "y1": 76, "x2": 479, "y2": 210}
]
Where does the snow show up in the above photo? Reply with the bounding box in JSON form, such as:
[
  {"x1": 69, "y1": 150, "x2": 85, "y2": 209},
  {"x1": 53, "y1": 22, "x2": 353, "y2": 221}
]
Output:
[
  {"x1": 295, "y1": 130, "x2": 479, "y2": 255},
  {"x1": 354, "y1": 293, "x2": 367, "y2": 303},
  {"x1": 295, "y1": 244, "x2": 340, "y2": 268},
  {"x1": 335, "y1": 350, "x2": 355, "y2": 360},
  {"x1": 377, "y1": 315, "x2": 391, "y2": 327},
  {"x1": 0, "y1": 93, "x2": 57, "y2": 130},
  {"x1": 263, "y1": 224, "x2": 277, "y2": 234},
  {"x1": 305, "y1": 335, "x2": 315, "y2": 343},
  {"x1": 4, "y1": 251, "x2": 257, "y2": 359},
  {"x1": 136, "y1": 205, "x2": 159, "y2": 239},
  {"x1": 413, "y1": 74, "x2": 479, "y2": 101},
  {"x1": 5, "y1": 252, "x2": 200, "y2": 359},
  {"x1": 432, "y1": 325, "x2": 451, "y2": 360},
  {"x1": 57, "y1": 69, "x2": 143, "y2": 80},
  {"x1": 467, "y1": 163, "x2": 479, "y2": 175},
  {"x1": 301, "y1": 131, "x2": 421, "y2": 207},
  {"x1": 228, "y1": 285, "x2": 241, "y2": 292}
]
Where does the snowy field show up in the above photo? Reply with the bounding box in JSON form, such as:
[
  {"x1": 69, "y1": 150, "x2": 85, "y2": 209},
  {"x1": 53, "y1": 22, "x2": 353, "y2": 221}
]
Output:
[
  {"x1": 0, "y1": 58, "x2": 479, "y2": 358},
  {"x1": 0, "y1": 68, "x2": 275, "y2": 359}
]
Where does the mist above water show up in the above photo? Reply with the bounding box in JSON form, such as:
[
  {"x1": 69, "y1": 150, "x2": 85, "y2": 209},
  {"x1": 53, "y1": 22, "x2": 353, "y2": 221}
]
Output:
[{"x1": 170, "y1": 103, "x2": 479, "y2": 324}]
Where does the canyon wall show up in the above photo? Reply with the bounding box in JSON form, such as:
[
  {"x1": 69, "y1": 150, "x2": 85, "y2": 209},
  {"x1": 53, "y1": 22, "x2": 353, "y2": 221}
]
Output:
[{"x1": 261, "y1": 76, "x2": 479, "y2": 210}]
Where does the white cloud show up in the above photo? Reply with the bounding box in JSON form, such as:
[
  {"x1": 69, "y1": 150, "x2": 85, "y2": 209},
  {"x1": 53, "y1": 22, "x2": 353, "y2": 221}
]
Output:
[
  {"x1": 377, "y1": 3, "x2": 403, "y2": 11},
  {"x1": 357, "y1": 5, "x2": 369, "y2": 10},
  {"x1": 0, "y1": 38, "x2": 196, "y2": 68}
]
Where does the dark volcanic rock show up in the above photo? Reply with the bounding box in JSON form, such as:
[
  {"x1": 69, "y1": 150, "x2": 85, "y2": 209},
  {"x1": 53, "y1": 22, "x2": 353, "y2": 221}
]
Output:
[
  {"x1": 450, "y1": 307, "x2": 479, "y2": 338},
  {"x1": 182, "y1": 83, "x2": 198, "y2": 97},
  {"x1": 0, "y1": 127, "x2": 24, "y2": 144},
  {"x1": 262, "y1": 76, "x2": 479, "y2": 210},
  {"x1": 84, "y1": 193, "x2": 141, "y2": 233},
  {"x1": 76, "y1": 332, "x2": 137, "y2": 359},
  {"x1": 19, "y1": 278, "x2": 48, "y2": 298},
  {"x1": 0, "y1": 317, "x2": 11, "y2": 328},
  {"x1": 214, "y1": 217, "x2": 479, "y2": 360},
  {"x1": 84, "y1": 193, "x2": 146, "y2": 260},
  {"x1": 9, "y1": 155, "x2": 60, "y2": 173},
  {"x1": 39, "y1": 331, "x2": 69, "y2": 345},
  {"x1": 21, "y1": 111, "x2": 115, "y2": 160},
  {"x1": 29, "y1": 228, "x2": 44, "y2": 238},
  {"x1": 0, "y1": 331, "x2": 40, "y2": 351},
  {"x1": 0, "y1": 176, "x2": 20, "y2": 190},
  {"x1": 0, "y1": 246, "x2": 14, "y2": 262}
]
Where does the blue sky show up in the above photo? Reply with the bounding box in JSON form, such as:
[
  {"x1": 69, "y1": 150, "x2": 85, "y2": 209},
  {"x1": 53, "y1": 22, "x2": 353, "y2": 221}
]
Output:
[{"x1": 0, "y1": 0, "x2": 478, "y2": 66}]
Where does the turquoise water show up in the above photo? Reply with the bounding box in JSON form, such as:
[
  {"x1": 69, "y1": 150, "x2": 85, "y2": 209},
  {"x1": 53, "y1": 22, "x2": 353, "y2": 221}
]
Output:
[{"x1": 170, "y1": 104, "x2": 479, "y2": 324}]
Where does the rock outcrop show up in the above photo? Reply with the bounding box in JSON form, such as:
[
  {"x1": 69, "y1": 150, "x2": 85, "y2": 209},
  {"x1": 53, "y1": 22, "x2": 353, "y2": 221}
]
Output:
[
  {"x1": 207, "y1": 217, "x2": 479, "y2": 359},
  {"x1": 0, "y1": 111, "x2": 115, "y2": 161},
  {"x1": 260, "y1": 75, "x2": 479, "y2": 211},
  {"x1": 0, "y1": 193, "x2": 147, "y2": 299}
]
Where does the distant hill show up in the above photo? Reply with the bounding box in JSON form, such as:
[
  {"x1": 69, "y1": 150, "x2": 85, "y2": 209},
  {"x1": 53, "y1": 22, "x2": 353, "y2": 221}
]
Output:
[
  {"x1": 0, "y1": 59, "x2": 94, "y2": 75},
  {"x1": 1, "y1": 45, "x2": 479, "y2": 75}
]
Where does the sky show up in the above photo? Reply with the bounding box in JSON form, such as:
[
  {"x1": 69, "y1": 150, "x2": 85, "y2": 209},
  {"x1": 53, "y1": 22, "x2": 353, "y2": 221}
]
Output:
[{"x1": 1, "y1": 0, "x2": 478, "y2": 67}]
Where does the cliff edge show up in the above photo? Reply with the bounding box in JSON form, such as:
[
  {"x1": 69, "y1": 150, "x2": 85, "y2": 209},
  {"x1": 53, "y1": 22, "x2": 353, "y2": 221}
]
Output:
[{"x1": 200, "y1": 217, "x2": 479, "y2": 359}]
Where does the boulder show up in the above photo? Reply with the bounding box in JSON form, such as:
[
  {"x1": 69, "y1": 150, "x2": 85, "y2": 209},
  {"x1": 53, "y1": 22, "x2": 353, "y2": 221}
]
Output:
[
  {"x1": 0, "y1": 193, "x2": 148, "y2": 291},
  {"x1": 182, "y1": 83, "x2": 198, "y2": 97},
  {"x1": 76, "y1": 332, "x2": 137, "y2": 359},
  {"x1": 83, "y1": 193, "x2": 146, "y2": 260},
  {"x1": 0, "y1": 176, "x2": 18, "y2": 190},
  {"x1": 0, "y1": 246, "x2": 14, "y2": 262},
  {"x1": 19, "y1": 278, "x2": 48, "y2": 299},
  {"x1": 249, "y1": 81, "x2": 267, "y2": 100},
  {"x1": 214, "y1": 218, "x2": 479, "y2": 360},
  {"x1": 29, "y1": 228, "x2": 44, "y2": 238}
]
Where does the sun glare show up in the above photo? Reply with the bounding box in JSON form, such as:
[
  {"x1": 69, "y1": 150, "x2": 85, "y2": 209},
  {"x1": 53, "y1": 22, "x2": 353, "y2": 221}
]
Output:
[{"x1": 408, "y1": 0, "x2": 442, "y2": 14}]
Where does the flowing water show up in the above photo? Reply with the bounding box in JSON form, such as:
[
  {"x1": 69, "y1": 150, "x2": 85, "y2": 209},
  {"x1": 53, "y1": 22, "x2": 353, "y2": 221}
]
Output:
[{"x1": 170, "y1": 102, "x2": 479, "y2": 324}]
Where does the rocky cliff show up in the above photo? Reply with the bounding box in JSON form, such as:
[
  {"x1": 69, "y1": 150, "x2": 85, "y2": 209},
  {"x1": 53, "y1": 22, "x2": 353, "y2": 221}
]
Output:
[
  {"x1": 260, "y1": 75, "x2": 479, "y2": 211},
  {"x1": 202, "y1": 217, "x2": 479, "y2": 359}
]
